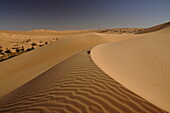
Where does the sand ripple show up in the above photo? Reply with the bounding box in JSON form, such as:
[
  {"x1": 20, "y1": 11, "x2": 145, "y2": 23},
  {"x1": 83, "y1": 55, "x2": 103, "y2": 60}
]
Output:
[{"x1": 0, "y1": 51, "x2": 167, "y2": 113}]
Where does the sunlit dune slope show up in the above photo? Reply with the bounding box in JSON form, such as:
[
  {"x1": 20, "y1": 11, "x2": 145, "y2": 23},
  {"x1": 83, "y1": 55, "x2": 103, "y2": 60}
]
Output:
[{"x1": 91, "y1": 23, "x2": 170, "y2": 112}]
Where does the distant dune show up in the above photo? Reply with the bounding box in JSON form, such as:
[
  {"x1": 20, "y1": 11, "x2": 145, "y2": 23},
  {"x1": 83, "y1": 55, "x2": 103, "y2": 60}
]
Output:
[
  {"x1": 98, "y1": 28, "x2": 145, "y2": 34},
  {"x1": 136, "y1": 21, "x2": 170, "y2": 34},
  {"x1": 0, "y1": 29, "x2": 98, "y2": 36},
  {"x1": 0, "y1": 22, "x2": 169, "y2": 112}
]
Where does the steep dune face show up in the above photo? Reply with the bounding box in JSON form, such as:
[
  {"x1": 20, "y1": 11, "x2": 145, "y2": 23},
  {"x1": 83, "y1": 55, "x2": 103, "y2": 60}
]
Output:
[
  {"x1": 91, "y1": 25, "x2": 170, "y2": 112},
  {"x1": 0, "y1": 33, "x2": 108, "y2": 98},
  {"x1": 136, "y1": 21, "x2": 170, "y2": 34},
  {"x1": 0, "y1": 51, "x2": 166, "y2": 113}
]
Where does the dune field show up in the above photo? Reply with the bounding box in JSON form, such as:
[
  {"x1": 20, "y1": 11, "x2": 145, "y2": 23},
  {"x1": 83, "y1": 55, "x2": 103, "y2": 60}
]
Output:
[{"x1": 0, "y1": 22, "x2": 169, "y2": 112}]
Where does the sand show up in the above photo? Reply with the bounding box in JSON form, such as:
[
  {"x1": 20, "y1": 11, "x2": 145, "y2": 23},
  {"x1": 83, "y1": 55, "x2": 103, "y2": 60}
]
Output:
[
  {"x1": 0, "y1": 30, "x2": 137, "y2": 98},
  {"x1": 0, "y1": 33, "x2": 109, "y2": 98},
  {"x1": 0, "y1": 29, "x2": 98, "y2": 59},
  {"x1": 91, "y1": 22, "x2": 170, "y2": 112},
  {"x1": 0, "y1": 50, "x2": 166, "y2": 113},
  {"x1": 0, "y1": 22, "x2": 169, "y2": 112}
]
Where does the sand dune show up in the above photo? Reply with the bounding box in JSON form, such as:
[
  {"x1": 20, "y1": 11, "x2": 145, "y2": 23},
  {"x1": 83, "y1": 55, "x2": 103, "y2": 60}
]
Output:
[
  {"x1": 0, "y1": 29, "x2": 99, "y2": 36},
  {"x1": 0, "y1": 33, "x2": 108, "y2": 97},
  {"x1": 91, "y1": 23, "x2": 170, "y2": 112},
  {"x1": 0, "y1": 51, "x2": 166, "y2": 113},
  {"x1": 0, "y1": 22, "x2": 169, "y2": 112},
  {"x1": 136, "y1": 21, "x2": 170, "y2": 34},
  {"x1": 0, "y1": 31, "x2": 138, "y2": 98}
]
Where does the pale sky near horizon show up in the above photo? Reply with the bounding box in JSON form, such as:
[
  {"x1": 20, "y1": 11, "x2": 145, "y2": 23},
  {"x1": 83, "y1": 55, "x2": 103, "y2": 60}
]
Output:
[{"x1": 0, "y1": 0, "x2": 170, "y2": 31}]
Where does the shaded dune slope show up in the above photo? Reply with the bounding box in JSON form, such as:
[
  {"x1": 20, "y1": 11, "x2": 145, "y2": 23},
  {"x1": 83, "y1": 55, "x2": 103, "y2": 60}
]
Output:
[
  {"x1": 0, "y1": 51, "x2": 167, "y2": 113},
  {"x1": 136, "y1": 21, "x2": 170, "y2": 34}
]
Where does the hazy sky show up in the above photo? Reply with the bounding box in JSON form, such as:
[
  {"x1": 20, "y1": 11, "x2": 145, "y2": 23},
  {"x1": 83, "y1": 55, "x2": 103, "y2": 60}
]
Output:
[{"x1": 0, "y1": 0, "x2": 170, "y2": 31}]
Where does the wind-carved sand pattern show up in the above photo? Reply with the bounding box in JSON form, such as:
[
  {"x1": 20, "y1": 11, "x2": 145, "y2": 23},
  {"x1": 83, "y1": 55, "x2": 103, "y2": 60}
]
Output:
[{"x1": 0, "y1": 51, "x2": 167, "y2": 113}]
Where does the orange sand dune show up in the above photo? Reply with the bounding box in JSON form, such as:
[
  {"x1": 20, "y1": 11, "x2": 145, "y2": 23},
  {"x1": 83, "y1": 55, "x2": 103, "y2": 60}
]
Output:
[
  {"x1": 0, "y1": 51, "x2": 166, "y2": 113},
  {"x1": 0, "y1": 22, "x2": 169, "y2": 112},
  {"x1": 0, "y1": 33, "x2": 108, "y2": 97},
  {"x1": 91, "y1": 22, "x2": 170, "y2": 112},
  {"x1": 0, "y1": 31, "x2": 137, "y2": 98}
]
